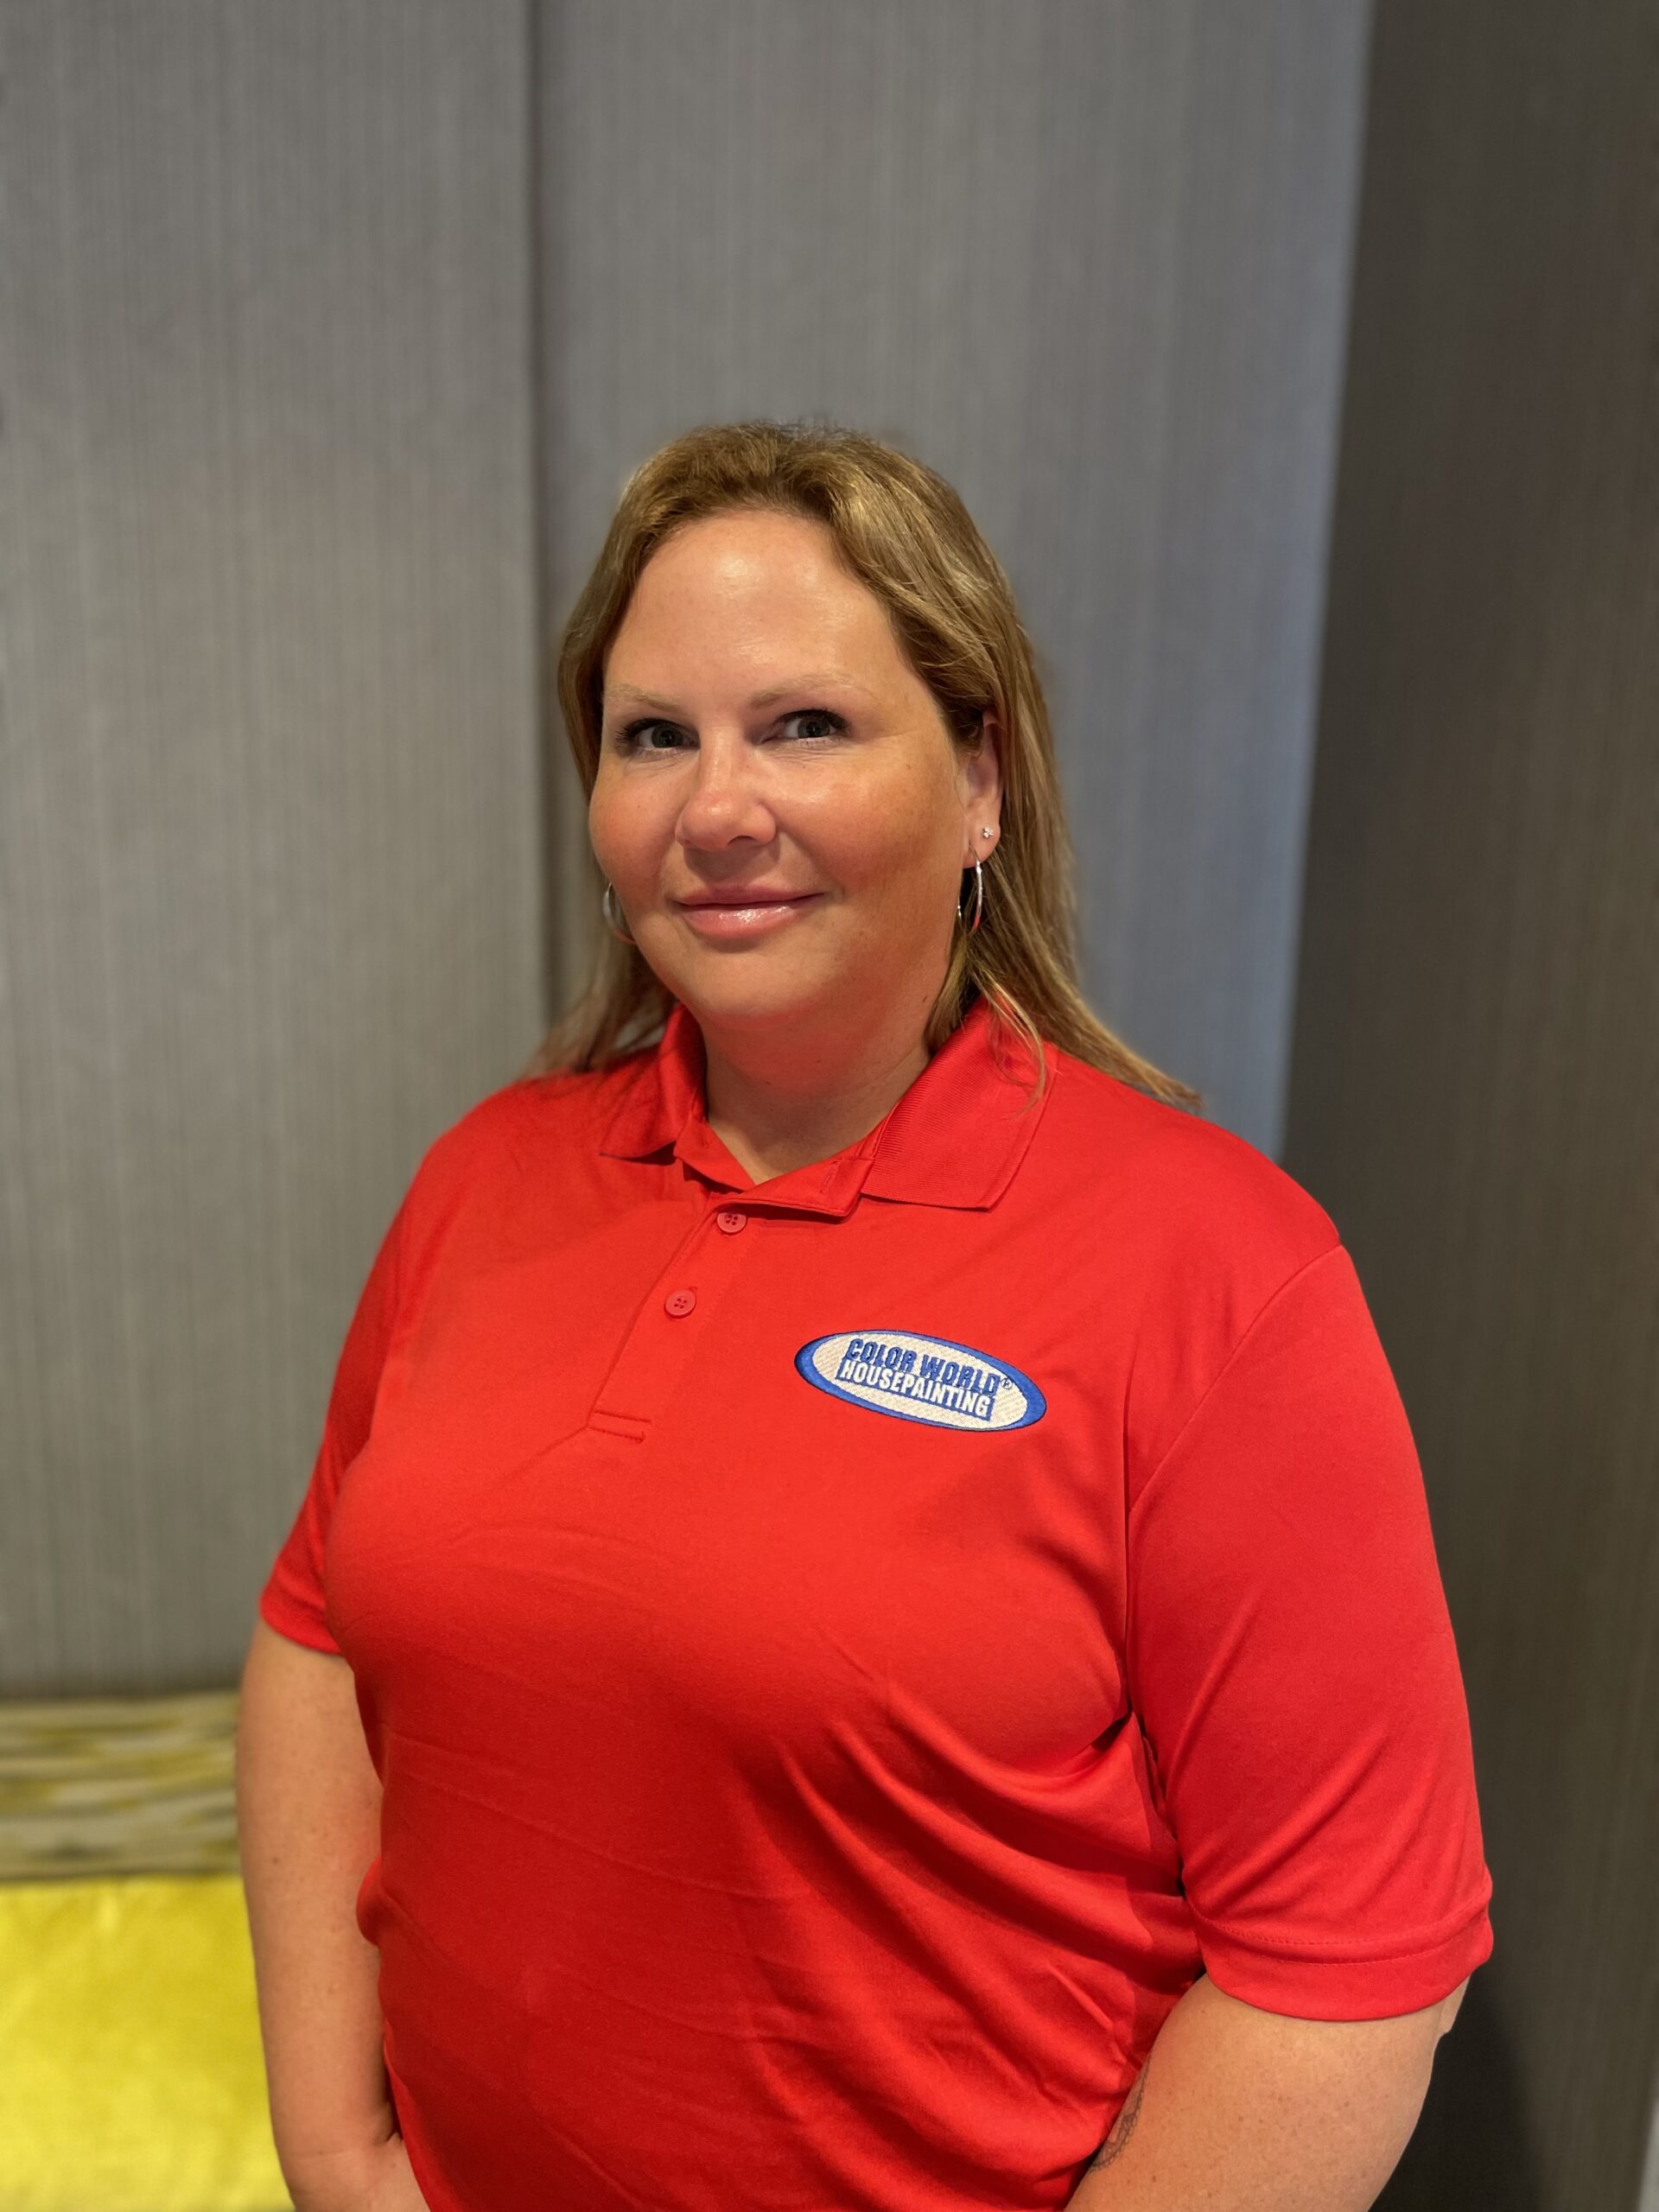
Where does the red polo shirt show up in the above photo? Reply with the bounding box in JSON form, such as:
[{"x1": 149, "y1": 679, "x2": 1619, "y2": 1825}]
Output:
[{"x1": 258, "y1": 994, "x2": 1492, "y2": 2212}]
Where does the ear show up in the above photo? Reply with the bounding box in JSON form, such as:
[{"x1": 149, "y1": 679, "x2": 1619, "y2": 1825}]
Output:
[
  {"x1": 959, "y1": 709, "x2": 1004, "y2": 863},
  {"x1": 978, "y1": 705, "x2": 1003, "y2": 779}
]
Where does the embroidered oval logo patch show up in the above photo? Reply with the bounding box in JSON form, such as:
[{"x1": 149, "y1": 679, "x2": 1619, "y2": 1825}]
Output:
[{"x1": 795, "y1": 1329, "x2": 1046, "y2": 1433}]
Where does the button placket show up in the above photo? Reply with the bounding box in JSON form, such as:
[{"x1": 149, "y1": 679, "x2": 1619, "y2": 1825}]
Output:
[{"x1": 587, "y1": 1196, "x2": 758, "y2": 1436}]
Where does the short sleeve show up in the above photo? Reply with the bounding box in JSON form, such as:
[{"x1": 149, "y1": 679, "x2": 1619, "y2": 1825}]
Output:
[
  {"x1": 1126, "y1": 1242, "x2": 1493, "y2": 2019},
  {"x1": 257, "y1": 1193, "x2": 410, "y2": 1655}
]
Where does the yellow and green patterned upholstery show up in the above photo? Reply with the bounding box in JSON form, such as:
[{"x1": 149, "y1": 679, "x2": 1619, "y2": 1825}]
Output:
[{"x1": 0, "y1": 1691, "x2": 292, "y2": 2212}]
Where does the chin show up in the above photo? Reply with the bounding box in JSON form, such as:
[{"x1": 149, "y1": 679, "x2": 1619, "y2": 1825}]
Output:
[{"x1": 667, "y1": 965, "x2": 828, "y2": 1032}]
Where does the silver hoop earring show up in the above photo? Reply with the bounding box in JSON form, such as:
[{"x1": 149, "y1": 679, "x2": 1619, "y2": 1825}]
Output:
[
  {"x1": 957, "y1": 825, "x2": 995, "y2": 934},
  {"x1": 601, "y1": 880, "x2": 636, "y2": 945},
  {"x1": 957, "y1": 857, "x2": 984, "y2": 935}
]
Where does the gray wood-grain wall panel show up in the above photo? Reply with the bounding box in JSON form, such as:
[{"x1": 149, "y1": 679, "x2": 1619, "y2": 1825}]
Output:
[
  {"x1": 3, "y1": 0, "x2": 1372, "y2": 1694},
  {"x1": 0, "y1": 2, "x2": 543, "y2": 1694},
  {"x1": 537, "y1": 0, "x2": 1372, "y2": 1149},
  {"x1": 1284, "y1": 2, "x2": 1659, "y2": 2206}
]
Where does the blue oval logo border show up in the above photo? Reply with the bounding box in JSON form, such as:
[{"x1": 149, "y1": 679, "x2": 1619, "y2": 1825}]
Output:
[{"x1": 794, "y1": 1328, "x2": 1047, "y2": 1432}]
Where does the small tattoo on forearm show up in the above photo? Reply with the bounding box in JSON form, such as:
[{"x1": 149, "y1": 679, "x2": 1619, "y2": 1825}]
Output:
[{"x1": 1089, "y1": 2066, "x2": 1147, "y2": 2171}]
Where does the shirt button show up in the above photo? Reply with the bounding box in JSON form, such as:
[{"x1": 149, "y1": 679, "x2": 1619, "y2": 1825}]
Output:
[
  {"x1": 715, "y1": 1209, "x2": 747, "y2": 1235},
  {"x1": 664, "y1": 1287, "x2": 697, "y2": 1318}
]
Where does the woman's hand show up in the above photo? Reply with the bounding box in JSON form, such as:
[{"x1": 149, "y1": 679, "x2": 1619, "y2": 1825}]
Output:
[
  {"x1": 358, "y1": 2135, "x2": 433, "y2": 2212},
  {"x1": 285, "y1": 2132, "x2": 433, "y2": 2212}
]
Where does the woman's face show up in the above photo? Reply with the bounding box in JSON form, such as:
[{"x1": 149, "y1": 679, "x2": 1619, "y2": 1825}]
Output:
[{"x1": 589, "y1": 510, "x2": 1000, "y2": 1041}]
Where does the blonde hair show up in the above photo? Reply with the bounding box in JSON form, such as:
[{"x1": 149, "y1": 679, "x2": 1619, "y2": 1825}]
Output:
[{"x1": 523, "y1": 418, "x2": 1202, "y2": 1112}]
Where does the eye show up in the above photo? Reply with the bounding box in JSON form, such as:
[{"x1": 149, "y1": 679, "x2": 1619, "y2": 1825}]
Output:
[
  {"x1": 780, "y1": 708, "x2": 848, "y2": 742},
  {"x1": 614, "y1": 716, "x2": 689, "y2": 753},
  {"x1": 612, "y1": 707, "x2": 849, "y2": 753}
]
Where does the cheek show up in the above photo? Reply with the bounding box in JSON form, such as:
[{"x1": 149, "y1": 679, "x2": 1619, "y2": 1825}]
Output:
[
  {"x1": 814, "y1": 779, "x2": 955, "y2": 901},
  {"x1": 589, "y1": 772, "x2": 664, "y2": 881}
]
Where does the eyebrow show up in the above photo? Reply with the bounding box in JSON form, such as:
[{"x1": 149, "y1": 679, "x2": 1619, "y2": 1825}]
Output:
[{"x1": 606, "y1": 673, "x2": 871, "y2": 715}]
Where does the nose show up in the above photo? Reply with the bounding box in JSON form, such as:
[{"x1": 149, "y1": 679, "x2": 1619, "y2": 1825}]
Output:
[{"x1": 675, "y1": 728, "x2": 778, "y2": 850}]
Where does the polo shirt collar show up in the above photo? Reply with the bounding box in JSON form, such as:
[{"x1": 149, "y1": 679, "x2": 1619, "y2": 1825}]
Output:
[{"x1": 598, "y1": 993, "x2": 1047, "y2": 1217}]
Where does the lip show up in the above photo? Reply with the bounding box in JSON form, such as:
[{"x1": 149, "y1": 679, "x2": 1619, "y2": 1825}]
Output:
[
  {"x1": 675, "y1": 892, "x2": 817, "y2": 907},
  {"x1": 673, "y1": 891, "x2": 824, "y2": 939}
]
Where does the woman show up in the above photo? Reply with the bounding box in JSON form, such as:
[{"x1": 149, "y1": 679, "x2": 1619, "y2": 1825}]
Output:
[{"x1": 237, "y1": 421, "x2": 1491, "y2": 2212}]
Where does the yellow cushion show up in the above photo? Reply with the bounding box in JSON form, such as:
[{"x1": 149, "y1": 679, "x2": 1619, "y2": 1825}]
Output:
[{"x1": 0, "y1": 1872, "x2": 292, "y2": 2212}]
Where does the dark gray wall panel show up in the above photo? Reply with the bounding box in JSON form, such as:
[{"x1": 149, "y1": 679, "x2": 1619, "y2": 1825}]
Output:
[
  {"x1": 0, "y1": 2, "x2": 542, "y2": 1693},
  {"x1": 537, "y1": 0, "x2": 1371, "y2": 1148},
  {"x1": 1285, "y1": 2, "x2": 1659, "y2": 2205}
]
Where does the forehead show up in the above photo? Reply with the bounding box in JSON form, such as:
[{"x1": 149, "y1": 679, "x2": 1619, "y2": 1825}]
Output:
[{"x1": 606, "y1": 514, "x2": 907, "y2": 691}]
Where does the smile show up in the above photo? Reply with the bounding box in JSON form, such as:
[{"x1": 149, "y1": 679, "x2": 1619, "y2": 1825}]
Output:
[{"x1": 674, "y1": 894, "x2": 824, "y2": 939}]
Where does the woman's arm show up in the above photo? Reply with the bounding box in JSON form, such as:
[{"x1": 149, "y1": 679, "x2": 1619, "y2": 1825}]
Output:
[
  {"x1": 1071, "y1": 1973, "x2": 1468, "y2": 2211},
  {"x1": 234, "y1": 1616, "x2": 416, "y2": 2209}
]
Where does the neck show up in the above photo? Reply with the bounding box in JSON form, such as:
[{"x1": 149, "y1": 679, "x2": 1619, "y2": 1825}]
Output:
[{"x1": 696, "y1": 992, "x2": 944, "y2": 1185}]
